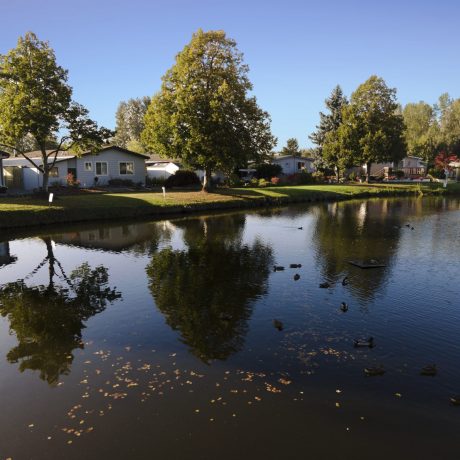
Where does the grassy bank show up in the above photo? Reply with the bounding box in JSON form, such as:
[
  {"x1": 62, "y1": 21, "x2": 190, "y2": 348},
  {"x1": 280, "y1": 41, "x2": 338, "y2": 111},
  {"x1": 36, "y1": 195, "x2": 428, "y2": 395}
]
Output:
[{"x1": 0, "y1": 182, "x2": 458, "y2": 229}]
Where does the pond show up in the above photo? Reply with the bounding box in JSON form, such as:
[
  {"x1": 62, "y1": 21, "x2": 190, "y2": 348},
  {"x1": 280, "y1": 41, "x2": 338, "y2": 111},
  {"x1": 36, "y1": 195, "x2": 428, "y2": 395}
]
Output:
[{"x1": 0, "y1": 196, "x2": 459, "y2": 459}]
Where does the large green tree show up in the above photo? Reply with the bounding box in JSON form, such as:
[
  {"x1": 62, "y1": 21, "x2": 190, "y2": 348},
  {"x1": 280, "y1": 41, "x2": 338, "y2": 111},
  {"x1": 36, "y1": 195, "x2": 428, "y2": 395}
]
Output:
[
  {"x1": 338, "y1": 76, "x2": 406, "y2": 182},
  {"x1": 309, "y1": 85, "x2": 348, "y2": 176},
  {"x1": 402, "y1": 102, "x2": 439, "y2": 165},
  {"x1": 113, "y1": 96, "x2": 151, "y2": 152},
  {"x1": 141, "y1": 29, "x2": 276, "y2": 191},
  {"x1": 0, "y1": 32, "x2": 112, "y2": 192}
]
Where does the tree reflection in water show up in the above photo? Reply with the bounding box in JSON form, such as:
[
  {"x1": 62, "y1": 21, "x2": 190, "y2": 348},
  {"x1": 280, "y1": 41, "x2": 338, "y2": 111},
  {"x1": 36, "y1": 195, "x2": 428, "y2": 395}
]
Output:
[
  {"x1": 147, "y1": 214, "x2": 273, "y2": 362},
  {"x1": 0, "y1": 238, "x2": 121, "y2": 385}
]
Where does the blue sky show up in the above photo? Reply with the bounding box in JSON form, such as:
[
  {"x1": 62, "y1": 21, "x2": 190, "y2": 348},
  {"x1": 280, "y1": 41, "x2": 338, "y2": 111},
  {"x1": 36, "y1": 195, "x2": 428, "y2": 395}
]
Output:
[{"x1": 1, "y1": 0, "x2": 459, "y2": 149}]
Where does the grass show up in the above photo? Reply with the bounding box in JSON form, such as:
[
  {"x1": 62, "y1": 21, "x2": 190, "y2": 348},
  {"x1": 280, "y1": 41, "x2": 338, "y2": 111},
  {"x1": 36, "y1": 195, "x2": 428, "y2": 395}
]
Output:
[{"x1": 0, "y1": 182, "x2": 458, "y2": 229}]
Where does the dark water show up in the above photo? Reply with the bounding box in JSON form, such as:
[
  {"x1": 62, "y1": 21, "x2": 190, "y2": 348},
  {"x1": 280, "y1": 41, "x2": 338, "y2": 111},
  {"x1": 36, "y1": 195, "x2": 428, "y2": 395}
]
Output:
[{"x1": 0, "y1": 197, "x2": 459, "y2": 460}]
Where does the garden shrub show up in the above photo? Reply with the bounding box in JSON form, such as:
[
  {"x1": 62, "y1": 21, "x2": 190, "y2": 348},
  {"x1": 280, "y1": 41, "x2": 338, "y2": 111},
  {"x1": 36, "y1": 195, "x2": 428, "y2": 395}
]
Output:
[
  {"x1": 255, "y1": 163, "x2": 282, "y2": 179},
  {"x1": 164, "y1": 170, "x2": 201, "y2": 188},
  {"x1": 108, "y1": 178, "x2": 134, "y2": 187}
]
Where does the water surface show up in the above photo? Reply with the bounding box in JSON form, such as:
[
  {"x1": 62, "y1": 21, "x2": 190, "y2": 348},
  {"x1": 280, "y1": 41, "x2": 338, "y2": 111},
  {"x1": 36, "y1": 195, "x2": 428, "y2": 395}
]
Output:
[{"x1": 0, "y1": 197, "x2": 459, "y2": 459}]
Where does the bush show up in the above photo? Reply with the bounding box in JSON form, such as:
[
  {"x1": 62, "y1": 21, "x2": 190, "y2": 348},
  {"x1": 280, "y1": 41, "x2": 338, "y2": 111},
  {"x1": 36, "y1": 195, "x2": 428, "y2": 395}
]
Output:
[
  {"x1": 348, "y1": 171, "x2": 357, "y2": 182},
  {"x1": 255, "y1": 163, "x2": 282, "y2": 179},
  {"x1": 66, "y1": 172, "x2": 80, "y2": 187},
  {"x1": 428, "y1": 168, "x2": 444, "y2": 179},
  {"x1": 164, "y1": 170, "x2": 201, "y2": 188},
  {"x1": 108, "y1": 178, "x2": 135, "y2": 187},
  {"x1": 227, "y1": 173, "x2": 243, "y2": 187},
  {"x1": 258, "y1": 178, "x2": 269, "y2": 187},
  {"x1": 146, "y1": 176, "x2": 167, "y2": 187},
  {"x1": 270, "y1": 176, "x2": 280, "y2": 185},
  {"x1": 312, "y1": 171, "x2": 325, "y2": 183},
  {"x1": 395, "y1": 170, "x2": 405, "y2": 179},
  {"x1": 0, "y1": 186, "x2": 7, "y2": 193}
]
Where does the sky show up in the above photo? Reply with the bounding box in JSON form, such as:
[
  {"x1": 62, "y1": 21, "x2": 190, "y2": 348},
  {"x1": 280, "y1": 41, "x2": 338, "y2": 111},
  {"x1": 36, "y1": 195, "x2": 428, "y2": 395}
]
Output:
[{"x1": 1, "y1": 0, "x2": 459, "y2": 149}]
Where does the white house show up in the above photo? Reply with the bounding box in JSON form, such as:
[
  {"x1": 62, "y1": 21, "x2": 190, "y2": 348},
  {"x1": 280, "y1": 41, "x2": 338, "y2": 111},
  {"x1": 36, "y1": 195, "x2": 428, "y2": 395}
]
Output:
[
  {"x1": 271, "y1": 154, "x2": 315, "y2": 175},
  {"x1": 146, "y1": 154, "x2": 180, "y2": 180},
  {"x1": 2, "y1": 146, "x2": 148, "y2": 191},
  {"x1": 362, "y1": 156, "x2": 427, "y2": 180},
  {"x1": 0, "y1": 151, "x2": 9, "y2": 189}
]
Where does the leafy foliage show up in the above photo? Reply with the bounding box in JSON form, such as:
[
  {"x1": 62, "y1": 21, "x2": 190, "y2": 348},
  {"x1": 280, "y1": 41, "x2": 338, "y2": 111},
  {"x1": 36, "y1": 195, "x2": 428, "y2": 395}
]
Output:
[
  {"x1": 338, "y1": 76, "x2": 406, "y2": 181},
  {"x1": 0, "y1": 32, "x2": 112, "y2": 190},
  {"x1": 280, "y1": 138, "x2": 301, "y2": 156},
  {"x1": 255, "y1": 162, "x2": 282, "y2": 179},
  {"x1": 142, "y1": 29, "x2": 276, "y2": 190},
  {"x1": 113, "y1": 97, "x2": 150, "y2": 151},
  {"x1": 164, "y1": 170, "x2": 201, "y2": 188}
]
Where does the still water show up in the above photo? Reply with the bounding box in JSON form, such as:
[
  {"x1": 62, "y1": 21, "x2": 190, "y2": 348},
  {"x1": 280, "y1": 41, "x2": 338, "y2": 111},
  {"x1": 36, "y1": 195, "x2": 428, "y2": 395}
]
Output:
[{"x1": 0, "y1": 197, "x2": 459, "y2": 460}]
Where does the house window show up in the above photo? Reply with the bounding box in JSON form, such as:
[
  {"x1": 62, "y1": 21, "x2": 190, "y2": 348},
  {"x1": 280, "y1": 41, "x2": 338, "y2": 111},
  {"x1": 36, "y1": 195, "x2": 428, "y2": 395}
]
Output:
[
  {"x1": 49, "y1": 167, "x2": 59, "y2": 177},
  {"x1": 96, "y1": 162, "x2": 108, "y2": 176},
  {"x1": 297, "y1": 162, "x2": 305, "y2": 170},
  {"x1": 84, "y1": 162, "x2": 92, "y2": 171},
  {"x1": 119, "y1": 162, "x2": 134, "y2": 175}
]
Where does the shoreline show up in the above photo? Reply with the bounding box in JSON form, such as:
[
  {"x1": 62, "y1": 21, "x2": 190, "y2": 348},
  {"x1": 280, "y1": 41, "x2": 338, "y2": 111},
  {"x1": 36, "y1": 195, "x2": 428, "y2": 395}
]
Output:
[{"x1": 0, "y1": 183, "x2": 458, "y2": 230}]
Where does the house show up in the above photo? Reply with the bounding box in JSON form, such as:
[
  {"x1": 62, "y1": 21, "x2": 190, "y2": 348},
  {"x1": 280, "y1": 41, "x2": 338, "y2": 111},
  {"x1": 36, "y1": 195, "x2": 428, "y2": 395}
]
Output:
[
  {"x1": 2, "y1": 146, "x2": 148, "y2": 191},
  {"x1": 361, "y1": 156, "x2": 426, "y2": 180},
  {"x1": 0, "y1": 151, "x2": 9, "y2": 189},
  {"x1": 271, "y1": 154, "x2": 315, "y2": 175},
  {"x1": 146, "y1": 154, "x2": 180, "y2": 180}
]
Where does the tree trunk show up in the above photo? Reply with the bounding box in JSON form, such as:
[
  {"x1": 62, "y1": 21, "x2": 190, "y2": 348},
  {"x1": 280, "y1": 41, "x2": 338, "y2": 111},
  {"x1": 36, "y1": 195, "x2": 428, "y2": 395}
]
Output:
[
  {"x1": 41, "y1": 148, "x2": 49, "y2": 193},
  {"x1": 366, "y1": 162, "x2": 372, "y2": 183},
  {"x1": 335, "y1": 166, "x2": 339, "y2": 182},
  {"x1": 202, "y1": 167, "x2": 212, "y2": 192}
]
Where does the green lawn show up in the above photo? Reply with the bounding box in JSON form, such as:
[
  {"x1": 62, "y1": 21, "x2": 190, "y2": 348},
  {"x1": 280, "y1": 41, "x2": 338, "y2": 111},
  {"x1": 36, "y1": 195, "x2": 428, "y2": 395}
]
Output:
[{"x1": 0, "y1": 182, "x2": 458, "y2": 229}]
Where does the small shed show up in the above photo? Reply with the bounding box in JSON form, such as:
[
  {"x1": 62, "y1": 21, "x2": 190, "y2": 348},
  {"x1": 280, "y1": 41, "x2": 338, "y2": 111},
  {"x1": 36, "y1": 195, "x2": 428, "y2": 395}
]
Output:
[{"x1": 271, "y1": 155, "x2": 315, "y2": 175}]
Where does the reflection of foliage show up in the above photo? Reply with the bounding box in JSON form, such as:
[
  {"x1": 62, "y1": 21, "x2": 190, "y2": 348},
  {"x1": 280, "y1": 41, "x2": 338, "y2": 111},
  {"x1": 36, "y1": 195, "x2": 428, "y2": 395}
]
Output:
[
  {"x1": 313, "y1": 199, "x2": 404, "y2": 301},
  {"x1": 147, "y1": 215, "x2": 273, "y2": 362},
  {"x1": 0, "y1": 263, "x2": 121, "y2": 385}
]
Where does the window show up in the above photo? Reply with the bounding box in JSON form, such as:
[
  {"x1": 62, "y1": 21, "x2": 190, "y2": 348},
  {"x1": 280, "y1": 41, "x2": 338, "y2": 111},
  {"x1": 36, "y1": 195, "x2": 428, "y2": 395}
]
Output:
[
  {"x1": 119, "y1": 162, "x2": 134, "y2": 175},
  {"x1": 96, "y1": 162, "x2": 108, "y2": 176},
  {"x1": 84, "y1": 162, "x2": 92, "y2": 171},
  {"x1": 297, "y1": 162, "x2": 305, "y2": 170},
  {"x1": 49, "y1": 167, "x2": 59, "y2": 177}
]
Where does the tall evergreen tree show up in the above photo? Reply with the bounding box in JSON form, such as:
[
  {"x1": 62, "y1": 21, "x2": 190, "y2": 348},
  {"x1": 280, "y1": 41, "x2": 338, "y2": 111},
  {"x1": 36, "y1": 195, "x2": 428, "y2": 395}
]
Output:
[
  {"x1": 280, "y1": 138, "x2": 301, "y2": 156},
  {"x1": 309, "y1": 85, "x2": 348, "y2": 173}
]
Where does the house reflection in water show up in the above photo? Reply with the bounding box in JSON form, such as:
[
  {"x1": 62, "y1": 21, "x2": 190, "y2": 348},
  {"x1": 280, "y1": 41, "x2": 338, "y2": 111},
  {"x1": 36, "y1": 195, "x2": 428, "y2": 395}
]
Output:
[
  {"x1": 52, "y1": 221, "x2": 174, "y2": 253},
  {"x1": 0, "y1": 241, "x2": 17, "y2": 267}
]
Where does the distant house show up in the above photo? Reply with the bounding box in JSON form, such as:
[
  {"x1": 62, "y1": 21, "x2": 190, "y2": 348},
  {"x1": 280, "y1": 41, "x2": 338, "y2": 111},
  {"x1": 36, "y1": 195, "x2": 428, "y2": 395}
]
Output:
[
  {"x1": 2, "y1": 146, "x2": 148, "y2": 191},
  {"x1": 146, "y1": 154, "x2": 180, "y2": 180},
  {"x1": 271, "y1": 154, "x2": 315, "y2": 175},
  {"x1": 0, "y1": 151, "x2": 9, "y2": 189},
  {"x1": 360, "y1": 156, "x2": 427, "y2": 180}
]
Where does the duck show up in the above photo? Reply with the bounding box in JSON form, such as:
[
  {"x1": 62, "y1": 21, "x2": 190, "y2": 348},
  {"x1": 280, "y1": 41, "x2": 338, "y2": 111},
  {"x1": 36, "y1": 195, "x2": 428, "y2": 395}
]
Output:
[
  {"x1": 354, "y1": 337, "x2": 374, "y2": 348},
  {"x1": 405, "y1": 223, "x2": 411, "y2": 228},
  {"x1": 411, "y1": 227, "x2": 415, "y2": 230},
  {"x1": 450, "y1": 396, "x2": 460, "y2": 406},
  {"x1": 273, "y1": 319, "x2": 284, "y2": 331},
  {"x1": 340, "y1": 302, "x2": 348, "y2": 312},
  {"x1": 293, "y1": 274, "x2": 300, "y2": 281},
  {"x1": 342, "y1": 276, "x2": 349, "y2": 286},
  {"x1": 319, "y1": 282, "x2": 330, "y2": 289},
  {"x1": 364, "y1": 366, "x2": 385, "y2": 376},
  {"x1": 298, "y1": 227, "x2": 303, "y2": 230},
  {"x1": 273, "y1": 265, "x2": 285, "y2": 271},
  {"x1": 420, "y1": 364, "x2": 437, "y2": 376},
  {"x1": 290, "y1": 263, "x2": 302, "y2": 268}
]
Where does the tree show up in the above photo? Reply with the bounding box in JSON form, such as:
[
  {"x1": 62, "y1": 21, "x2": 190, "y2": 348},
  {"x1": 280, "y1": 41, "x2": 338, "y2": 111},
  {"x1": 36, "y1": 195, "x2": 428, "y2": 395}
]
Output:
[
  {"x1": 142, "y1": 29, "x2": 276, "y2": 191},
  {"x1": 309, "y1": 85, "x2": 348, "y2": 174},
  {"x1": 0, "y1": 32, "x2": 112, "y2": 192},
  {"x1": 113, "y1": 96, "x2": 151, "y2": 152},
  {"x1": 0, "y1": 239, "x2": 121, "y2": 385},
  {"x1": 402, "y1": 102, "x2": 438, "y2": 165},
  {"x1": 280, "y1": 138, "x2": 301, "y2": 156},
  {"x1": 146, "y1": 214, "x2": 273, "y2": 362},
  {"x1": 435, "y1": 151, "x2": 459, "y2": 187},
  {"x1": 338, "y1": 76, "x2": 406, "y2": 182},
  {"x1": 440, "y1": 99, "x2": 460, "y2": 156}
]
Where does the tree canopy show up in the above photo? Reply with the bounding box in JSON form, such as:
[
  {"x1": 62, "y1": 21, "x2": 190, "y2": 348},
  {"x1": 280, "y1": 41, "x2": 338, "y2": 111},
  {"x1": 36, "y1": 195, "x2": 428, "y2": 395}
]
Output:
[
  {"x1": 113, "y1": 96, "x2": 151, "y2": 153},
  {"x1": 141, "y1": 29, "x2": 276, "y2": 190},
  {"x1": 338, "y1": 76, "x2": 406, "y2": 181},
  {"x1": 280, "y1": 138, "x2": 301, "y2": 156},
  {"x1": 0, "y1": 32, "x2": 111, "y2": 191}
]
